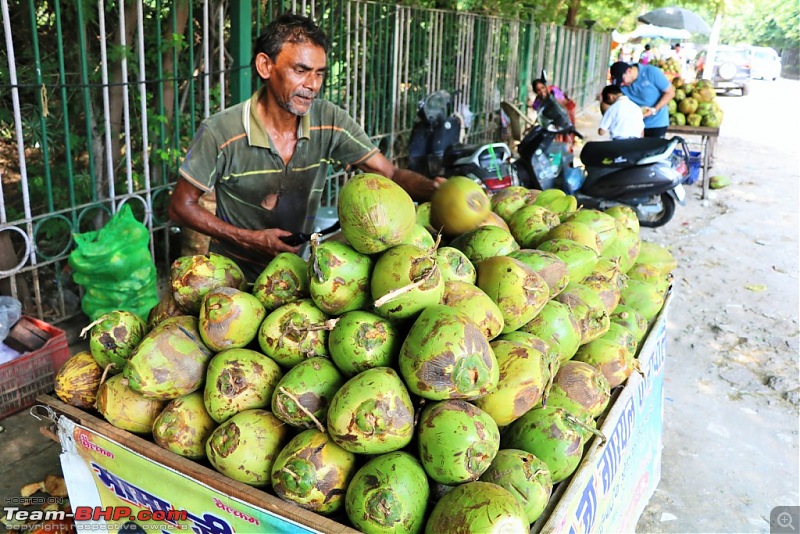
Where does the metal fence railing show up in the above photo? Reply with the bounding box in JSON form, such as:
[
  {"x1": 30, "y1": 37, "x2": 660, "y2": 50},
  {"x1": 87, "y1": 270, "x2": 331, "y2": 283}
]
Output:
[{"x1": 1, "y1": 0, "x2": 611, "y2": 323}]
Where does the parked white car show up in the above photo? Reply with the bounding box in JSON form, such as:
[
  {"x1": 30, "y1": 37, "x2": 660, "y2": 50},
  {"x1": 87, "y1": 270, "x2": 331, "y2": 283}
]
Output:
[{"x1": 750, "y1": 46, "x2": 782, "y2": 80}]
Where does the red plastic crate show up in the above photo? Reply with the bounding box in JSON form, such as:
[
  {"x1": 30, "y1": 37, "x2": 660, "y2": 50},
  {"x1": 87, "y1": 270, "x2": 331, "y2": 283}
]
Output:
[{"x1": 0, "y1": 316, "x2": 70, "y2": 419}]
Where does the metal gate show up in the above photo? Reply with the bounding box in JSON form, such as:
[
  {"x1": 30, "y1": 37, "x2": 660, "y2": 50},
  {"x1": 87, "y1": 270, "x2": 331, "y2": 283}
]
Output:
[{"x1": 0, "y1": 0, "x2": 611, "y2": 323}]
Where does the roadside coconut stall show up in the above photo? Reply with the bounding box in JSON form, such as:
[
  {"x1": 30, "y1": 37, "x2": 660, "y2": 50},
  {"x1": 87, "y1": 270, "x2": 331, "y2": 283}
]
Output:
[{"x1": 39, "y1": 173, "x2": 675, "y2": 533}]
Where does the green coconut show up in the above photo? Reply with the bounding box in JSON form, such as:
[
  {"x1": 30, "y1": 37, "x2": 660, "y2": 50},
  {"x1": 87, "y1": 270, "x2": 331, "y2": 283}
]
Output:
[
  {"x1": 205, "y1": 409, "x2": 289, "y2": 487},
  {"x1": 541, "y1": 221, "x2": 603, "y2": 254},
  {"x1": 574, "y1": 323, "x2": 638, "y2": 388},
  {"x1": 424, "y1": 482, "x2": 528, "y2": 534},
  {"x1": 203, "y1": 348, "x2": 284, "y2": 423},
  {"x1": 124, "y1": 316, "x2": 214, "y2": 401},
  {"x1": 479, "y1": 449, "x2": 553, "y2": 524},
  {"x1": 476, "y1": 256, "x2": 550, "y2": 333},
  {"x1": 371, "y1": 244, "x2": 444, "y2": 320},
  {"x1": 604, "y1": 205, "x2": 640, "y2": 234},
  {"x1": 327, "y1": 367, "x2": 415, "y2": 455},
  {"x1": 252, "y1": 252, "x2": 310, "y2": 312},
  {"x1": 402, "y1": 223, "x2": 436, "y2": 251},
  {"x1": 502, "y1": 404, "x2": 594, "y2": 483},
  {"x1": 308, "y1": 240, "x2": 374, "y2": 315},
  {"x1": 417, "y1": 400, "x2": 500, "y2": 485},
  {"x1": 581, "y1": 257, "x2": 626, "y2": 316},
  {"x1": 270, "y1": 429, "x2": 357, "y2": 515},
  {"x1": 564, "y1": 209, "x2": 620, "y2": 253},
  {"x1": 610, "y1": 304, "x2": 650, "y2": 343},
  {"x1": 626, "y1": 262, "x2": 671, "y2": 296},
  {"x1": 429, "y1": 176, "x2": 492, "y2": 236},
  {"x1": 473, "y1": 339, "x2": 548, "y2": 426},
  {"x1": 441, "y1": 280, "x2": 505, "y2": 341},
  {"x1": 271, "y1": 357, "x2": 345, "y2": 428},
  {"x1": 490, "y1": 185, "x2": 536, "y2": 224},
  {"x1": 152, "y1": 391, "x2": 217, "y2": 460},
  {"x1": 338, "y1": 173, "x2": 417, "y2": 254},
  {"x1": 619, "y1": 279, "x2": 666, "y2": 321},
  {"x1": 519, "y1": 300, "x2": 582, "y2": 365},
  {"x1": 555, "y1": 282, "x2": 611, "y2": 344},
  {"x1": 198, "y1": 287, "x2": 267, "y2": 351},
  {"x1": 89, "y1": 310, "x2": 147, "y2": 374},
  {"x1": 507, "y1": 249, "x2": 570, "y2": 298},
  {"x1": 600, "y1": 225, "x2": 641, "y2": 273},
  {"x1": 448, "y1": 226, "x2": 520, "y2": 264},
  {"x1": 435, "y1": 246, "x2": 477, "y2": 284},
  {"x1": 415, "y1": 201, "x2": 435, "y2": 233},
  {"x1": 533, "y1": 191, "x2": 578, "y2": 220},
  {"x1": 635, "y1": 241, "x2": 678, "y2": 275},
  {"x1": 548, "y1": 360, "x2": 611, "y2": 418},
  {"x1": 507, "y1": 205, "x2": 561, "y2": 248},
  {"x1": 170, "y1": 252, "x2": 247, "y2": 315},
  {"x1": 537, "y1": 238, "x2": 599, "y2": 283},
  {"x1": 257, "y1": 299, "x2": 331, "y2": 368},
  {"x1": 329, "y1": 310, "x2": 402, "y2": 377},
  {"x1": 345, "y1": 451, "x2": 430, "y2": 534},
  {"x1": 95, "y1": 374, "x2": 166, "y2": 434},
  {"x1": 398, "y1": 305, "x2": 499, "y2": 400}
]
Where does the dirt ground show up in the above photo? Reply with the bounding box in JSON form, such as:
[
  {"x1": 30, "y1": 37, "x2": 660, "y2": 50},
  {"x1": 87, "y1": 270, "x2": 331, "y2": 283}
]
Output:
[
  {"x1": 609, "y1": 78, "x2": 799, "y2": 532},
  {"x1": 1, "y1": 79, "x2": 798, "y2": 533}
]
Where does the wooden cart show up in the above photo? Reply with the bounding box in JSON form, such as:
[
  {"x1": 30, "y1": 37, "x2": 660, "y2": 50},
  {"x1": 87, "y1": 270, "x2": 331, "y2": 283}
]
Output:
[{"x1": 667, "y1": 124, "x2": 721, "y2": 199}]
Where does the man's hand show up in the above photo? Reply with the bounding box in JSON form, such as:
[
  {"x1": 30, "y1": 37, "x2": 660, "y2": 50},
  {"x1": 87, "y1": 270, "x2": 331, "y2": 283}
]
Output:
[{"x1": 241, "y1": 228, "x2": 300, "y2": 257}]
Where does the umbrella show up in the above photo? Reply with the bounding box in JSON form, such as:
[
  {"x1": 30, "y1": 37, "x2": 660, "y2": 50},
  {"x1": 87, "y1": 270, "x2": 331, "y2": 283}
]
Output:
[
  {"x1": 637, "y1": 7, "x2": 711, "y2": 34},
  {"x1": 630, "y1": 24, "x2": 691, "y2": 40}
]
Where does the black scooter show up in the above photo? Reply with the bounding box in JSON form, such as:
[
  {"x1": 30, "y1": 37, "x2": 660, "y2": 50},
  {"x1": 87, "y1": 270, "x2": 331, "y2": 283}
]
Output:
[
  {"x1": 515, "y1": 124, "x2": 689, "y2": 227},
  {"x1": 408, "y1": 90, "x2": 518, "y2": 191}
]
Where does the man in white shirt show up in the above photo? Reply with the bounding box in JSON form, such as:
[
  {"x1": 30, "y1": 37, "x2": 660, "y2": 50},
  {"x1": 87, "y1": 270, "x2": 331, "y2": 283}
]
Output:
[{"x1": 598, "y1": 85, "x2": 645, "y2": 139}]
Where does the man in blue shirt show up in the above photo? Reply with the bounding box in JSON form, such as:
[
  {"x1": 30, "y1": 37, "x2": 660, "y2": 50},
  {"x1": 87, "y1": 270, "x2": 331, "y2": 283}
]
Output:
[{"x1": 608, "y1": 61, "x2": 675, "y2": 138}]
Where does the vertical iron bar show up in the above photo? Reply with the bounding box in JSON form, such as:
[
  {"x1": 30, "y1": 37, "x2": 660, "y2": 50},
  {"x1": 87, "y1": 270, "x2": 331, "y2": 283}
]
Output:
[
  {"x1": 76, "y1": 0, "x2": 99, "y2": 203},
  {"x1": 53, "y1": 0, "x2": 77, "y2": 211},
  {"x1": 27, "y1": 0, "x2": 53, "y2": 212},
  {"x1": 118, "y1": 0, "x2": 134, "y2": 198},
  {"x1": 97, "y1": 0, "x2": 116, "y2": 202},
  {"x1": 136, "y1": 0, "x2": 154, "y2": 236}
]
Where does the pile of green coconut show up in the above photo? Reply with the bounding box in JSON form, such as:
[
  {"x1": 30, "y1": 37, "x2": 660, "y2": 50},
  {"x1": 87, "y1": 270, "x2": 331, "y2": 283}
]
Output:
[{"x1": 54, "y1": 174, "x2": 677, "y2": 533}]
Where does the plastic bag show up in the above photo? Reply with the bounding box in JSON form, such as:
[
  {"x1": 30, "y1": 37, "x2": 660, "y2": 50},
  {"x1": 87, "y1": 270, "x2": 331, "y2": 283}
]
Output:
[
  {"x1": 69, "y1": 204, "x2": 159, "y2": 321},
  {"x1": 0, "y1": 296, "x2": 22, "y2": 343}
]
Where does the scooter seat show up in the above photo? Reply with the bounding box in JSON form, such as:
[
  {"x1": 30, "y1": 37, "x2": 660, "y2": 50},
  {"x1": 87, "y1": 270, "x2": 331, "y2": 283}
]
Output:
[
  {"x1": 581, "y1": 138, "x2": 674, "y2": 167},
  {"x1": 443, "y1": 144, "x2": 479, "y2": 167}
]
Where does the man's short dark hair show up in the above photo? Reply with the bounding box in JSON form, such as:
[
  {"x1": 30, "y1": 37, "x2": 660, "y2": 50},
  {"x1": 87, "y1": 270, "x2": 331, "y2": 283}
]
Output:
[
  {"x1": 252, "y1": 13, "x2": 330, "y2": 64},
  {"x1": 602, "y1": 84, "x2": 623, "y2": 104}
]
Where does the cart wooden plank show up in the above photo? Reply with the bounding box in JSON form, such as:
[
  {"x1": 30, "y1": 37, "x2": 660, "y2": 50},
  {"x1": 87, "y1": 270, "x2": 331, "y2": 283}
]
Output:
[{"x1": 35, "y1": 395, "x2": 358, "y2": 534}]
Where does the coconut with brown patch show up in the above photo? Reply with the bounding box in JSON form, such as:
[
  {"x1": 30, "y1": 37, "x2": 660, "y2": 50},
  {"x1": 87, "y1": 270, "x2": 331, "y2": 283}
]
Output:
[
  {"x1": 95, "y1": 374, "x2": 166, "y2": 434},
  {"x1": 204, "y1": 348, "x2": 284, "y2": 423},
  {"x1": 270, "y1": 428, "x2": 357, "y2": 514},
  {"x1": 473, "y1": 339, "x2": 548, "y2": 426},
  {"x1": 476, "y1": 255, "x2": 550, "y2": 333},
  {"x1": 271, "y1": 357, "x2": 345, "y2": 429},
  {"x1": 308, "y1": 240, "x2": 374, "y2": 315},
  {"x1": 440, "y1": 280, "x2": 505, "y2": 341},
  {"x1": 547, "y1": 360, "x2": 611, "y2": 417},
  {"x1": 152, "y1": 391, "x2": 217, "y2": 459},
  {"x1": 205, "y1": 409, "x2": 289, "y2": 487},
  {"x1": 54, "y1": 351, "x2": 103, "y2": 409},
  {"x1": 170, "y1": 252, "x2": 247, "y2": 315},
  {"x1": 198, "y1": 287, "x2": 266, "y2": 351},
  {"x1": 416, "y1": 399, "x2": 500, "y2": 485},
  {"x1": 326, "y1": 367, "x2": 415, "y2": 455},
  {"x1": 257, "y1": 299, "x2": 331, "y2": 368},
  {"x1": 328, "y1": 311, "x2": 401, "y2": 377},
  {"x1": 89, "y1": 310, "x2": 147, "y2": 374},
  {"x1": 398, "y1": 305, "x2": 498, "y2": 400},
  {"x1": 123, "y1": 316, "x2": 214, "y2": 400},
  {"x1": 252, "y1": 252, "x2": 309, "y2": 312}
]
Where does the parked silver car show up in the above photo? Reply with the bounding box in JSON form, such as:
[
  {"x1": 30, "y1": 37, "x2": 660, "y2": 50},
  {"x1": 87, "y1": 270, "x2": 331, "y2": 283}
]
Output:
[{"x1": 695, "y1": 45, "x2": 752, "y2": 96}]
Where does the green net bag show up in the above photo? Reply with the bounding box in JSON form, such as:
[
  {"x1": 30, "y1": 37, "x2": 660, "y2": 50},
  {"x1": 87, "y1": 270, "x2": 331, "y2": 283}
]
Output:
[{"x1": 69, "y1": 204, "x2": 159, "y2": 320}]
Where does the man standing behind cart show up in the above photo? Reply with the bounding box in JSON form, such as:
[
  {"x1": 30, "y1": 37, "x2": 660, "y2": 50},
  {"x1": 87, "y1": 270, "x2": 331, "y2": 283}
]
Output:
[
  {"x1": 168, "y1": 14, "x2": 442, "y2": 282},
  {"x1": 604, "y1": 61, "x2": 675, "y2": 138}
]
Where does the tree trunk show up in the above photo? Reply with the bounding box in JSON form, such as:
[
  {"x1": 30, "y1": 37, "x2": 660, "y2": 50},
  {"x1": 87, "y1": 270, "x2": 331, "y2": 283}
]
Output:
[{"x1": 564, "y1": 0, "x2": 581, "y2": 28}]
